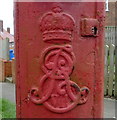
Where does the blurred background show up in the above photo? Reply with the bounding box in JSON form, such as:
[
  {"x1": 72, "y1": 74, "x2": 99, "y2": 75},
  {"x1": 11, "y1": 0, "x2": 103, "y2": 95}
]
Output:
[{"x1": 0, "y1": 0, "x2": 116, "y2": 118}]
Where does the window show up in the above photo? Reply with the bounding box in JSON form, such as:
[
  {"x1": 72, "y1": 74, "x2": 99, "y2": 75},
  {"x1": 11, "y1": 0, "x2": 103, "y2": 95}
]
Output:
[{"x1": 105, "y1": 0, "x2": 109, "y2": 11}]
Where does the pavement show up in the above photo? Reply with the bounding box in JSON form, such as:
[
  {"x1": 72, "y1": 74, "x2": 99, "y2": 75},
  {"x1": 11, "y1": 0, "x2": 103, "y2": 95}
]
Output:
[
  {"x1": 104, "y1": 98, "x2": 116, "y2": 118},
  {"x1": 0, "y1": 82, "x2": 15, "y2": 103},
  {"x1": 0, "y1": 82, "x2": 117, "y2": 118}
]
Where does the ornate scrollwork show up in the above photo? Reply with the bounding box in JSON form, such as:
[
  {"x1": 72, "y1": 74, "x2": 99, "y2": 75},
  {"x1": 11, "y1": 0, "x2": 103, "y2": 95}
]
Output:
[
  {"x1": 30, "y1": 45, "x2": 89, "y2": 113},
  {"x1": 30, "y1": 4, "x2": 89, "y2": 113}
]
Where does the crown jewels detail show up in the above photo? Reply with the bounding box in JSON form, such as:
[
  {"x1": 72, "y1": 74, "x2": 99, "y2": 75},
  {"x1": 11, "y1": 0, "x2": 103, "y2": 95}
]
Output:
[{"x1": 40, "y1": 6, "x2": 75, "y2": 43}]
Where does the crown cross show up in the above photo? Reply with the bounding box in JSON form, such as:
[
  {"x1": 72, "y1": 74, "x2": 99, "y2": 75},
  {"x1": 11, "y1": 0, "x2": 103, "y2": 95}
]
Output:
[{"x1": 39, "y1": 5, "x2": 75, "y2": 43}]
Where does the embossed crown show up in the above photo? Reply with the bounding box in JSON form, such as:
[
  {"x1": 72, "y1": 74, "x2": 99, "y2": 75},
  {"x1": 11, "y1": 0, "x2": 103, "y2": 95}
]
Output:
[{"x1": 40, "y1": 5, "x2": 75, "y2": 43}]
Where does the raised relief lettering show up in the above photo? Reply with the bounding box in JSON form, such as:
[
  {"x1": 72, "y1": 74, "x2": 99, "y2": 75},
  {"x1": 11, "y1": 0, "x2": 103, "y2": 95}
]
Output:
[{"x1": 30, "y1": 4, "x2": 89, "y2": 113}]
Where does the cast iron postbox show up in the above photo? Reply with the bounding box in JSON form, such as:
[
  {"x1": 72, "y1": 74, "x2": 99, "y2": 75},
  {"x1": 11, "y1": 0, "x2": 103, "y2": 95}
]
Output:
[{"x1": 15, "y1": 1, "x2": 105, "y2": 118}]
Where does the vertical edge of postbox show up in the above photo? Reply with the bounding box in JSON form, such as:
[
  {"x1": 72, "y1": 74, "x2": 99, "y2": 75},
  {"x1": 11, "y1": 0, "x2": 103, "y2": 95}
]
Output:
[
  {"x1": 93, "y1": 2, "x2": 105, "y2": 118},
  {"x1": 14, "y1": 2, "x2": 22, "y2": 118}
]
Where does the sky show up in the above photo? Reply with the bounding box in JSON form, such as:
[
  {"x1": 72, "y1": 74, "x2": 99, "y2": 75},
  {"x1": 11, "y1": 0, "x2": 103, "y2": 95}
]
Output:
[{"x1": 0, "y1": 0, "x2": 14, "y2": 34}]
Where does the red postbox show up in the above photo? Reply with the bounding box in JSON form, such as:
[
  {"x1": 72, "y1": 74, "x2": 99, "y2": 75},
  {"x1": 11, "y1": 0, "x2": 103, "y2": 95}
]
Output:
[{"x1": 15, "y1": 1, "x2": 105, "y2": 118}]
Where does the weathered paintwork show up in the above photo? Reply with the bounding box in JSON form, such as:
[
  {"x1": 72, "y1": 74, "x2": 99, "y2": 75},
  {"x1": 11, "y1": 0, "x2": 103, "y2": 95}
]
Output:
[{"x1": 15, "y1": 2, "x2": 105, "y2": 118}]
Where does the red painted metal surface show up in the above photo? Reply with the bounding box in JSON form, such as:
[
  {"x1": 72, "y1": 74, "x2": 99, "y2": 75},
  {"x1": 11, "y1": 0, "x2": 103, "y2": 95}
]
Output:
[{"x1": 15, "y1": 2, "x2": 105, "y2": 118}]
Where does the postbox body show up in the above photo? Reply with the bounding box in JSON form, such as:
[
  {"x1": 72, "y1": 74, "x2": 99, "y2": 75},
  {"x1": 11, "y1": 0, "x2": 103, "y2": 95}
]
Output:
[{"x1": 15, "y1": 2, "x2": 105, "y2": 118}]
